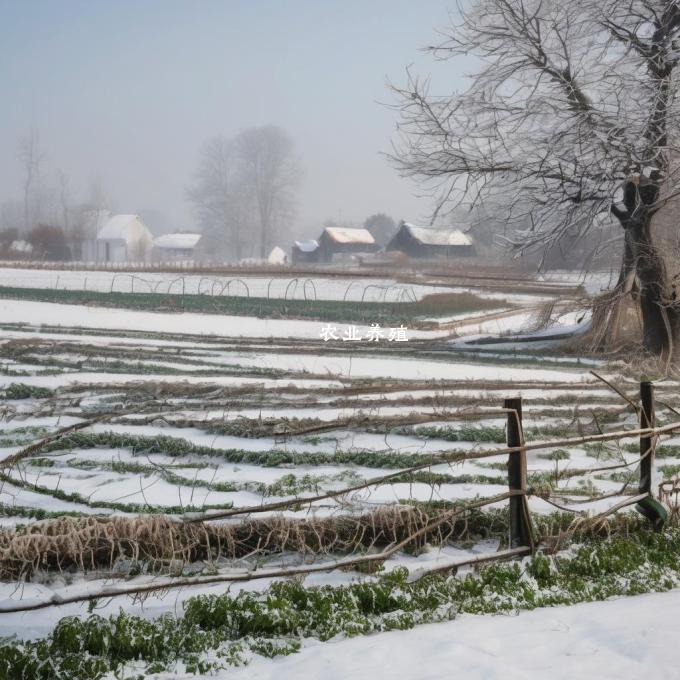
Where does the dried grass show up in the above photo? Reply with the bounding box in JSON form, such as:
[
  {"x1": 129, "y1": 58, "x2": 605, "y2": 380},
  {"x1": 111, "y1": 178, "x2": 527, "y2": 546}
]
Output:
[{"x1": 0, "y1": 505, "x2": 484, "y2": 580}]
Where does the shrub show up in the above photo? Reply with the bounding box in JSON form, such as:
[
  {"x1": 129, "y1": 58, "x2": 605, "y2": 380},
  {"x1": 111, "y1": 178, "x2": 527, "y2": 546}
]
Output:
[
  {"x1": 27, "y1": 225, "x2": 70, "y2": 261},
  {"x1": 5, "y1": 383, "x2": 53, "y2": 400}
]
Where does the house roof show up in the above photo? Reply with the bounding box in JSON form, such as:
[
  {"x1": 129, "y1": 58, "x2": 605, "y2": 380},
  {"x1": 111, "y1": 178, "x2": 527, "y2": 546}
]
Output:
[
  {"x1": 153, "y1": 233, "x2": 202, "y2": 250},
  {"x1": 294, "y1": 239, "x2": 319, "y2": 253},
  {"x1": 402, "y1": 223, "x2": 473, "y2": 247},
  {"x1": 322, "y1": 227, "x2": 375, "y2": 245},
  {"x1": 97, "y1": 215, "x2": 152, "y2": 242}
]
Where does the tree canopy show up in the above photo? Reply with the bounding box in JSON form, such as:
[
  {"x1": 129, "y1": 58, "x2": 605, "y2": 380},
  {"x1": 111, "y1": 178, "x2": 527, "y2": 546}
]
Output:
[{"x1": 392, "y1": 0, "x2": 680, "y2": 358}]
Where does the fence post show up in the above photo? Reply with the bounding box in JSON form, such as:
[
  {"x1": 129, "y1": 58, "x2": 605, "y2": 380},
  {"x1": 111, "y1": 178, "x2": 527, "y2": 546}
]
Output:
[
  {"x1": 505, "y1": 397, "x2": 532, "y2": 549},
  {"x1": 636, "y1": 381, "x2": 669, "y2": 527},
  {"x1": 639, "y1": 381, "x2": 655, "y2": 497}
]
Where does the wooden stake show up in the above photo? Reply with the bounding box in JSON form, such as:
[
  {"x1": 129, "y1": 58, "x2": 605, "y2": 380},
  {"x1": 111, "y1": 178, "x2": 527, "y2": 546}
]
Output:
[
  {"x1": 505, "y1": 397, "x2": 531, "y2": 548},
  {"x1": 639, "y1": 381, "x2": 655, "y2": 496}
]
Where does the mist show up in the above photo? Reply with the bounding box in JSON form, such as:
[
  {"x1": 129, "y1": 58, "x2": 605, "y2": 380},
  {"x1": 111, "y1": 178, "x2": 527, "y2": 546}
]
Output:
[{"x1": 0, "y1": 0, "x2": 462, "y2": 240}]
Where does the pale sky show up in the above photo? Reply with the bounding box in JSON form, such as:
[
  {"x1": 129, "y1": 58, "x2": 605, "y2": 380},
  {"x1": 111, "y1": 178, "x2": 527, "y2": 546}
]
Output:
[{"x1": 0, "y1": 0, "x2": 467, "y2": 233}]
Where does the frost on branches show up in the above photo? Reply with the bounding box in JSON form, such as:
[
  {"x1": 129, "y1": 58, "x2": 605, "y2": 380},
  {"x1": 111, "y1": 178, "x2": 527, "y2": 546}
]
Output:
[{"x1": 391, "y1": 0, "x2": 680, "y2": 359}]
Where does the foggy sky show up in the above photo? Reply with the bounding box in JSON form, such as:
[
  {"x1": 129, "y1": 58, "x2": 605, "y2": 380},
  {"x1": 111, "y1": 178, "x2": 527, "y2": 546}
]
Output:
[{"x1": 0, "y1": 0, "x2": 466, "y2": 235}]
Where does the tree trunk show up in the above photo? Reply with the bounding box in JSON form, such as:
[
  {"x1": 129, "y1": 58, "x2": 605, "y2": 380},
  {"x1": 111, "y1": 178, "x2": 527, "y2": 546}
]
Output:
[
  {"x1": 624, "y1": 213, "x2": 679, "y2": 359},
  {"x1": 260, "y1": 214, "x2": 268, "y2": 260},
  {"x1": 616, "y1": 232, "x2": 635, "y2": 289}
]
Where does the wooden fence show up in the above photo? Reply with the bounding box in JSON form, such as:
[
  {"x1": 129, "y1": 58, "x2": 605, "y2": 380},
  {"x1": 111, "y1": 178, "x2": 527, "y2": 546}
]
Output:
[
  {"x1": 0, "y1": 380, "x2": 676, "y2": 613},
  {"x1": 505, "y1": 380, "x2": 665, "y2": 553}
]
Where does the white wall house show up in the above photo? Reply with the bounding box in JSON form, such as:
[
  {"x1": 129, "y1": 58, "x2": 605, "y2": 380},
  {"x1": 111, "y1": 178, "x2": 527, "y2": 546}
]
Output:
[
  {"x1": 151, "y1": 233, "x2": 202, "y2": 261},
  {"x1": 95, "y1": 215, "x2": 153, "y2": 263}
]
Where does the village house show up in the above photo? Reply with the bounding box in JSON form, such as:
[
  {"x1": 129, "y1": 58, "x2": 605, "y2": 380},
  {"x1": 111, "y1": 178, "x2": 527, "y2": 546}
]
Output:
[
  {"x1": 291, "y1": 239, "x2": 320, "y2": 264},
  {"x1": 94, "y1": 214, "x2": 154, "y2": 263},
  {"x1": 316, "y1": 227, "x2": 377, "y2": 262},
  {"x1": 386, "y1": 222, "x2": 475, "y2": 259},
  {"x1": 151, "y1": 233, "x2": 202, "y2": 261}
]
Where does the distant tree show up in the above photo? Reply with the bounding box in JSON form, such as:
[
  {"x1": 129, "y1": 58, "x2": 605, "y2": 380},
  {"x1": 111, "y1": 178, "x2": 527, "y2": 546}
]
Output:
[
  {"x1": 72, "y1": 178, "x2": 114, "y2": 249},
  {"x1": 27, "y1": 224, "x2": 70, "y2": 261},
  {"x1": 188, "y1": 127, "x2": 301, "y2": 261},
  {"x1": 235, "y1": 126, "x2": 301, "y2": 258},
  {"x1": 86, "y1": 177, "x2": 112, "y2": 214},
  {"x1": 187, "y1": 136, "x2": 252, "y2": 261},
  {"x1": 0, "y1": 201, "x2": 23, "y2": 233},
  {"x1": 363, "y1": 213, "x2": 396, "y2": 246},
  {"x1": 57, "y1": 170, "x2": 70, "y2": 233},
  {"x1": 19, "y1": 129, "x2": 46, "y2": 230}
]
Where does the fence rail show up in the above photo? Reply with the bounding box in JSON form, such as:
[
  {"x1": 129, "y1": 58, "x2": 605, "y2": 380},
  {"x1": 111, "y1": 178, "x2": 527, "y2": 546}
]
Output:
[{"x1": 0, "y1": 380, "x2": 675, "y2": 614}]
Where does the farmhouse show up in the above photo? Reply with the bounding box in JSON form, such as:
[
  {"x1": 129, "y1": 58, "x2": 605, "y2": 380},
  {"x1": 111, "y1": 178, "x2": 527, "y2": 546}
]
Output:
[
  {"x1": 317, "y1": 227, "x2": 377, "y2": 262},
  {"x1": 386, "y1": 222, "x2": 474, "y2": 259},
  {"x1": 152, "y1": 233, "x2": 202, "y2": 261},
  {"x1": 95, "y1": 214, "x2": 154, "y2": 263},
  {"x1": 291, "y1": 239, "x2": 320, "y2": 264}
]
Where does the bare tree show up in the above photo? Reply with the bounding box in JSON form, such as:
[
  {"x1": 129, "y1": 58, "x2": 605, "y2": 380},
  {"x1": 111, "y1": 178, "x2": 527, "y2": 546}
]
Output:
[
  {"x1": 188, "y1": 128, "x2": 300, "y2": 261},
  {"x1": 86, "y1": 176, "x2": 111, "y2": 215},
  {"x1": 187, "y1": 136, "x2": 252, "y2": 261},
  {"x1": 391, "y1": 0, "x2": 680, "y2": 358},
  {"x1": 57, "y1": 170, "x2": 70, "y2": 233},
  {"x1": 19, "y1": 128, "x2": 46, "y2": 231},
  {"x1": 235, "y1": 126, "x2": 300, "y2": 259}
]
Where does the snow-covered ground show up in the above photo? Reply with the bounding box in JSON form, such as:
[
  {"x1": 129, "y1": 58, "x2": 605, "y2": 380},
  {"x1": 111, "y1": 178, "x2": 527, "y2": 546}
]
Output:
[
  {"x1": 214, "y1": 590, "x2": 680, "y2": 680},
  {"x1": 161, "y1": 350, "x2": 593, "y2": 382},
  {"x1": 2, "y1": 271, "x2": 674, "y2": 680},
  {"x1": 539, "y1": 268, "x2": 619, "y2": 295},
  {"x1": 0, "y1": 269, "x2": 458, "y2": 302},
  {"x1": 0, "y1": 298, "x2": 643, "y2": 525},
  {"x1": 0, "y1": 267, "x2": 564, "y2": 305},
  {"x1": 0, "y1": 298, "x2": 454, "y2": 340}
]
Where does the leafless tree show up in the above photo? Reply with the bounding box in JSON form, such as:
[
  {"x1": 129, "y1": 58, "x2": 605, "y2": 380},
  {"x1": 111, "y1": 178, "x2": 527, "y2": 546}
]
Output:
[
  {"x1": 188, "y1": 127, "x2": 300, "y2": 261},
  {"x1": 57, "y1": 170, "x2": 70, "y2": 233},
  {"x1": 391, "y1": 0, "x2": 680, "y2": 358},
  {"x1": 86, "y1": 176, "x2": 111, "y2": 214},
  {"x1": 235, "y1": 126, "x2": 301, "y2": 259},
  {"x1": 19, "y1": 128, "x2": 46, "y2": 231},
  {"x1": 187, "y1": 136, "x2": 253, "y2": 261}
]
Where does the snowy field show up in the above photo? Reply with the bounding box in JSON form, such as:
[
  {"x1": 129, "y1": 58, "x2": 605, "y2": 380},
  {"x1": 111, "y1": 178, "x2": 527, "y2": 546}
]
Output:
[
  {"x1": 0, "y1": 298, "x2": 458, "y2": 340},
  {"x1": 0, "y1": 267, "x2": 474, "y2": 302},
  {"x1": 219, "y1": 590, "x2": 680, "y2": 680},
  {"x1": 0, "y1": 295, "x2": 670, "y2": 535},
  {"x1": 0, "y1": 277, "x2": 678, "y2": 677}
]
